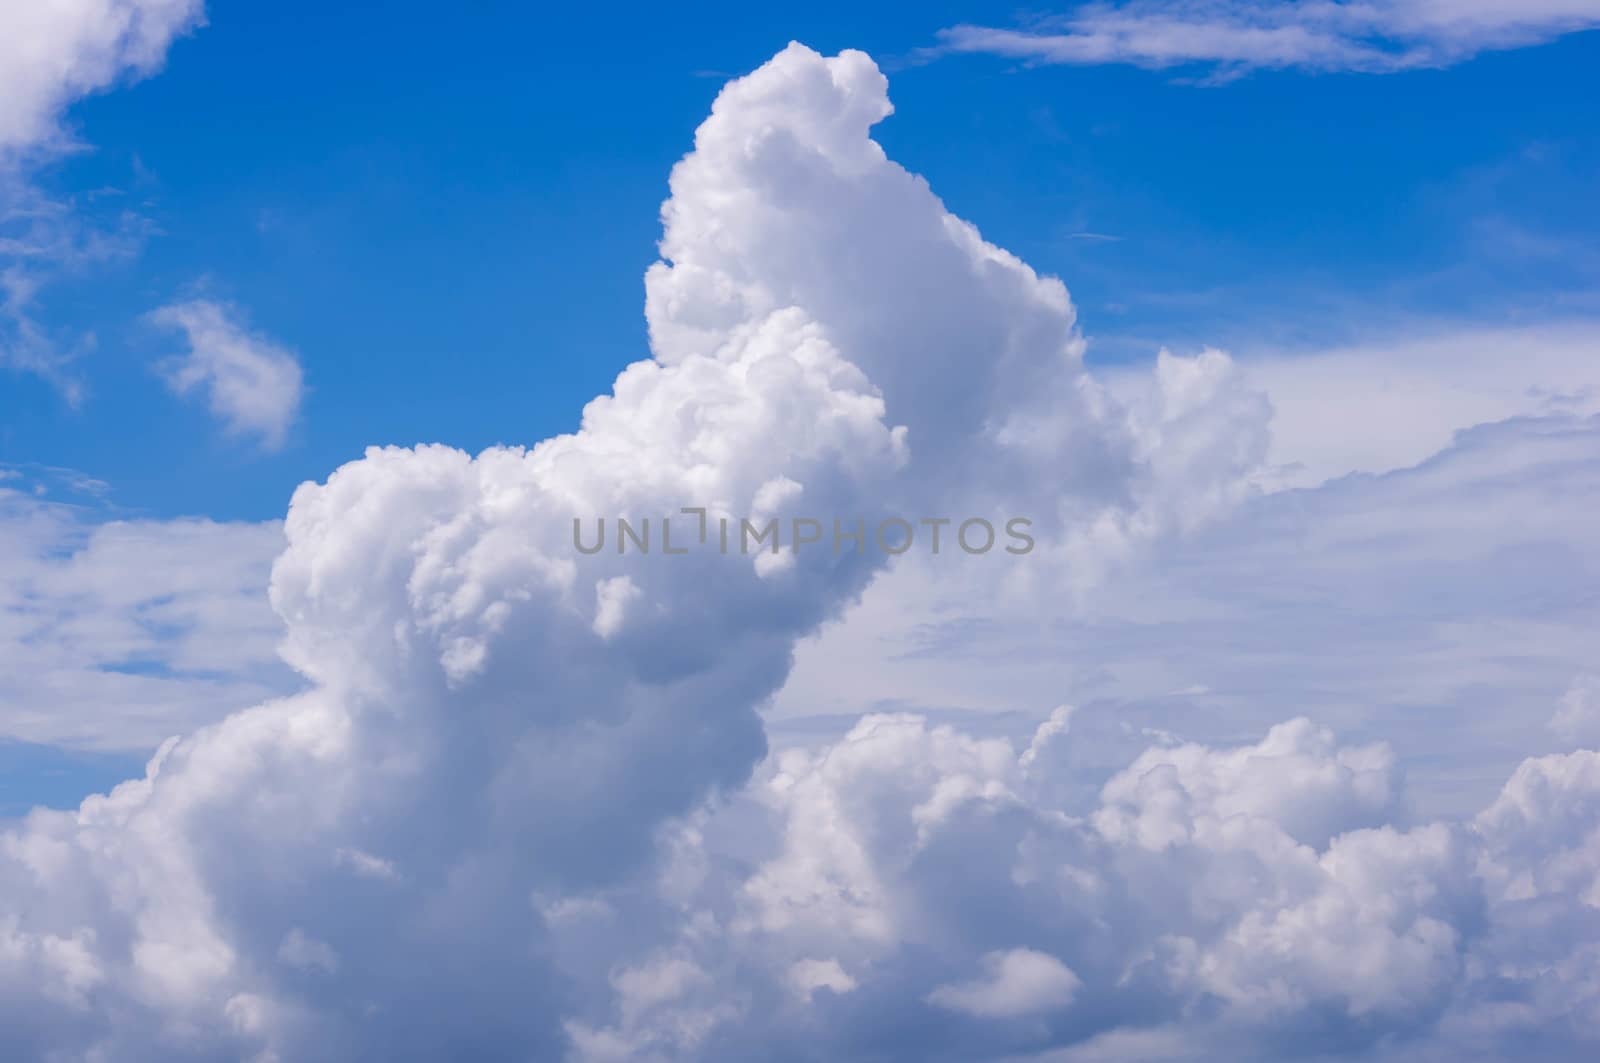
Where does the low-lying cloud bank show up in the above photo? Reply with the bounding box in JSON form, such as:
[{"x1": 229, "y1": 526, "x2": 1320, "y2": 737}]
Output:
[
  {"x1": 1, "y1": 44, "x2": 1597, "y2": 1062},
  {"x1": 568, "y1": 710, "x2": 1600, "y2": 1062}
]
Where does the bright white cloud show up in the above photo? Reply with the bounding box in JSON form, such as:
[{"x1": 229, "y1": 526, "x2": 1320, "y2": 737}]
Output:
[
  {"x1": 1094, "y1": 716, "x2": 1397, "y2": 850},
  {"x1": 150, "y1": 300, "x2": 306, "y2": 450},
  {"x1": 0, "y1": 43, "x2": 1214, "y2": 1060},
  {"x1": 0, "y1": 0, "x2": 202, "y2": 160},
  {"x1": 936, "y1": 1, "x2": 1600, "y2": 77},
  {"x1": 574, "y1": 703, "x2": 1598, "y2": 1060},
  {"x1": 0, "y1": 42, "x2": 1597, "y2": 1063}
]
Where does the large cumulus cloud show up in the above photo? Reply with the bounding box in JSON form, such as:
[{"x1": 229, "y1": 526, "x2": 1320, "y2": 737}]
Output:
[
  {"x1": 1, "y1": 43, "x2": 1598, "y2": 1063},
  {"x1": 0, "y1": 43, "x2": 1120, "y2": 1060}
]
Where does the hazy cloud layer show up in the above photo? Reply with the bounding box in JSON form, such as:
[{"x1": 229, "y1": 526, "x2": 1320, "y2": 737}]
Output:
[
  {"x1": 0, "y1": 480, "x2": 297, "y2": 750},
  {"x1": 775, "y1": 410, "x2": 1600, "y2": 819}
]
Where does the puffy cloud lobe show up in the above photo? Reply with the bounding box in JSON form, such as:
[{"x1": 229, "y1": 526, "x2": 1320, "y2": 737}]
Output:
[
  {"x1": 1460, "y1": 749, "x2": 1600, "y2": 1046},
  {"x1": 589, "y1": 707, "x2": 1589, "y2": 1061},
  {"x1": 740, "y1": 714, "x2": 1023, "y2": 948},
  {"x1": 1477, "y1": 749, "x2": 1600, "y2": 909},
  {"x1": 645, "y1": 44, "x2": 1124, "y2": 508},
  {"x1": 1093, "y1": 717, "x2": 1398, "y2": 851}
]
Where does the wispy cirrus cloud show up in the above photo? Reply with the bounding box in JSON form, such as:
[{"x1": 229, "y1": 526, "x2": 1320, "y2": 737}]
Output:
[
  {"x1": 0, "y1": 0, "x2": 203, "y2": 393},
  {"x1": 934, "y1": 1, "x2": 1600, "y2": 79},
  {"x1": 1, "y1": 183, "x2": 156, "y2": 402}
]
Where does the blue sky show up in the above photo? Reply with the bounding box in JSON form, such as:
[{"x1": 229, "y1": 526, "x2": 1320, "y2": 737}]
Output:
[
  {"x1": 3, "y1": 5, "x2": 1600, "y2": 1061},
  {"x1": 6, "y1": 2, "x2": 1596, "y2": 522}
]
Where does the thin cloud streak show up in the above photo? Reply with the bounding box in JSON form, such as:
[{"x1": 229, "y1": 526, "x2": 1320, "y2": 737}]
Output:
[{"x1": 934, "y1": 1, "x2": 1600, "y2": 78}]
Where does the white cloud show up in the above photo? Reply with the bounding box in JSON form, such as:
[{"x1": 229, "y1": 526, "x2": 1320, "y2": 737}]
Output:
[
  {"x1": 1094, "y1": 717, "x2": 1397, "y2": 851},
  {"x1": 592, "y1": 575, "x2": 640, "y2": 639},
  {"x1": 927, "y1": 948, "x2": 1081, "y2": 1018},
  {"x1": 936, "y1": 1, "x2": 1600, "y2": 78},
  {"x1": 0, "y1": 43, "x2": 1200, "y2": 1060},
  {"x1": 276, "y1": 928, "x2": 337, "y2": 974},
  {"x1": 0, "y1": 483, "x2": 298, "y2": 751},
  {"x1": 1235, "y1": 322, "x2": 1600, "y2": 488},
  {"x1": 581, "y1": 702, "x2": 1593, "y2": 1060},
  {"x1": 0, "y1": 42, "x2": 1597, "y2": 1063},
  {"x1": 788, "y1": 957, "x2": 857, "y2": 999},
  {"x1": 774, "y1": 410, "x2": 1600, "y2": 822},
  {"x1": 1089, "y1": 320, "x2": 1600, "y2": 493},
  {"x1": 1552, "y1": 674, "x2": 1600, "y2": 748},
  {"x1": 0, "y1": 0, "x2": 201, "y2": 160},
  {"x1": 150, "y1": 299, "x2": 306, "y2": 450}
]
